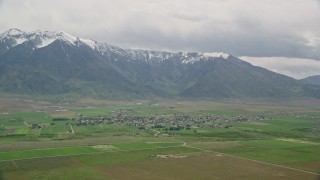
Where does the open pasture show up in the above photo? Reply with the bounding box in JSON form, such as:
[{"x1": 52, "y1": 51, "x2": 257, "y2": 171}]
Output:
[
  {"x1": 219, "y1": 139, "x2": 320, "y2": 172},
  {"x1": 0, "y1": 141, "x2": 181, "y2": 161},
  {"x1": 0, "y1": 146, "x2": 98, "y2": 161}
]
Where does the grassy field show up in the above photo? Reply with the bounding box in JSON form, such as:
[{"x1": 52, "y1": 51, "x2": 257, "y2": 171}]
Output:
[
  {"x1": 112, "y1": 141, "x2": 181, "y2": 150},
  {"x1": 1, "y1": 151, "x2": 317, "y2": 180},
  {"x1": 218, "y1": 139, "x2": 320, "y2": 171},
  {"x1": 0, "y1": 147, "x2": 98, "y2": 161},
  {"x1": 0, "y1": 96, "x2": 320, "y2": 179},
  {"x1": 0, "y1": 141, "x2": 181, "y2": 161}
]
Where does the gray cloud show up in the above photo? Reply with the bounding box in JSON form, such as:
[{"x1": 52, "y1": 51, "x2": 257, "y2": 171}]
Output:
[
  {"x1": 240, "y1": 56, "x2": 320, "y2": 79},
  {"x1": 0, "y1": 0, "x2": 319, "y2": 59}
]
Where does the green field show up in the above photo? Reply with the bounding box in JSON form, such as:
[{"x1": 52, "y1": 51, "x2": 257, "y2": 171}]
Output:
[
  {"x1": 112, "y1": 141, "x2": 181, "y2": 150},
  {"x1": 0, "y1": 97, "x2": 320, "y2": 179},
  {"x1": 0, "y1": 141, "x2": 181, "y2": 161},
  {"x1": 41, "y1": 125, "x2": 70, "y2": 135},
  {"x1": 218, "y1": 139, "x2": 320, "y2": 170},
  {"x1": 0, "y1": 147, "x2": 97, "y2": 161}
]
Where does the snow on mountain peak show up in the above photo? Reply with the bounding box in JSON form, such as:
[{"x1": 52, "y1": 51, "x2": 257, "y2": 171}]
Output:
[
  {"x1": 181, "y1": 52, "x2": 230, "y2": 64},
  {"x1": 32, "y1": 30, "x2": 79, "y2": 48},
  {"x1": 34, "y1": 31, "x2": 99, "y2": 49},
  {"x1": 0, "y1": 29, "x2": 233, "y2": 65},
  {"x1": 57, "y1": 31, "x2": 78, "y2": 43},
  {"x1": 0, "y1": 29, "x2": 100, "y2": 50},
  {"x1": 80, "y1": 38, "x2": 98, "y2": 49},
  {"x1": 1, "y1": 28, "x2": 24, "y2": 37},
  {"x1": 201, "y1": 52, "x2": 230, "y2": 59},
  {"x1": 0, "y1": 29, "x2": 27, "y2": 47}
]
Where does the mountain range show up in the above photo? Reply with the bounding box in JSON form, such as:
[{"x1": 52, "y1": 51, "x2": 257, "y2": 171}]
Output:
[{"x1": 0, "y1": 28, "x2": 319, "y2": 99}]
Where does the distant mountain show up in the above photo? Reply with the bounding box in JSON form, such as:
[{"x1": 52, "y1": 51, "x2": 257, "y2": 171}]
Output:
[
  {"x1": 301, "y1": 75, "x2": 320, "y2": 99},
  {"x1": 302, "y1": 75, "x2": 320, "y2": 85},
  {"x1": 0, "y1": 29, "x2": 319, "y2": 99}
]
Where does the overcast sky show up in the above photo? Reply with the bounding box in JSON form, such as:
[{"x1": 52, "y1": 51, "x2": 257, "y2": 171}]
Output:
[
  {"x1": 0, "y1": 0, "x2": 320, "y2": 78},
  {"x1": 240, "y1": 56, "x2": 320, "y2": 79}
]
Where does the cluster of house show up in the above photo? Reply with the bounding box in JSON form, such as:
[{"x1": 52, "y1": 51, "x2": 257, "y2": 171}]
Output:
[{"x1": 71, "y1": 111, "x2": 272, "y2": 130}]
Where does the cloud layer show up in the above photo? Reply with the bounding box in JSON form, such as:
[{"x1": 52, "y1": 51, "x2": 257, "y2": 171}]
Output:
[{"x1": 0, "y1": 0, "x2": 319, "y2": 59}]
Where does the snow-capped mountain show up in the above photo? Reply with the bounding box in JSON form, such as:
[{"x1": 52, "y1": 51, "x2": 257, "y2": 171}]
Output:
[
  {"x1": 0, "y1": 29, "x2": 319, "y2": 99},
  {"x1": 0, "y1": 29, "x2": 230, "y2": 64},
  {"x1": 0, "y1": 28, "x2": 98, "y2": 52}
]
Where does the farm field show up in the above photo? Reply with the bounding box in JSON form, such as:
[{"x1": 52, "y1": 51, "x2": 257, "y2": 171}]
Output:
[
  {"x1": 0, "y1": 141, "x2": 181, "y2": 161},
  {"x1": 0, "y1": 96, "x2": 320, "y2": 179},
  {"x1": 0, "y1": 150, "x2": 317, "y2": 180}
]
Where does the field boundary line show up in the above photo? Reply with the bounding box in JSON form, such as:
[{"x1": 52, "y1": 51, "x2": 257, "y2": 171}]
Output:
[
  {"x1": 172, "y1": 137, "x2": 320, "y2": 176},
  {"x1": 219, "y1": 152, "x2": 320, "y2": 176},
  {"x1": 154, "y1": 131, "x2": 320, "y2": 176},
  {"x1": 11, "y1": 160, "x2": 18, "y2": 170}
]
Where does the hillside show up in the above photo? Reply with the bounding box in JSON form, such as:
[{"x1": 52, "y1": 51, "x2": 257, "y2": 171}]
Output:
[{"x1": 302, "y1": 75, "x2": 320, "y2": 86}]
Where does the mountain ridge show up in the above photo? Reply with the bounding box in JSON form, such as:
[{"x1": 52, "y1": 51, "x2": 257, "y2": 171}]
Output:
[
  {"x1": 0, "y1": 29, "x2": 231, "y2": 63},
  {"x1": 0, "y1": 29, "x2": 319, "y2": 99}
]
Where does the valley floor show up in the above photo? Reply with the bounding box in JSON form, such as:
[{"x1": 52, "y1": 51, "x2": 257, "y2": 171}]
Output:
[{"x1": 0, "y1": 96, "x2": 320, "y2": 179}]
